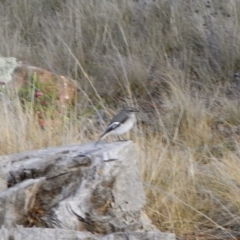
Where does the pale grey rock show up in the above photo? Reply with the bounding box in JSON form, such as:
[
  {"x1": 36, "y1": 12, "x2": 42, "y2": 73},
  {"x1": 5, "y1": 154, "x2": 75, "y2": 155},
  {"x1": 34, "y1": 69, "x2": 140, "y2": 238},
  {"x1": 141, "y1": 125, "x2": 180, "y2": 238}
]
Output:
[{"x1": 0, "y1": 57, "x2": 19, "y2": 83}]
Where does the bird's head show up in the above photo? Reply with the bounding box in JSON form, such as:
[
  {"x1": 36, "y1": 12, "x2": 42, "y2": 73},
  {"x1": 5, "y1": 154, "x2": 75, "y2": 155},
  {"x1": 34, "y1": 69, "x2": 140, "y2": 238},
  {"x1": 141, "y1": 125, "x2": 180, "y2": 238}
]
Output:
[{"x1": 124, "y1": 106, "x2": 139, "y2": 113}]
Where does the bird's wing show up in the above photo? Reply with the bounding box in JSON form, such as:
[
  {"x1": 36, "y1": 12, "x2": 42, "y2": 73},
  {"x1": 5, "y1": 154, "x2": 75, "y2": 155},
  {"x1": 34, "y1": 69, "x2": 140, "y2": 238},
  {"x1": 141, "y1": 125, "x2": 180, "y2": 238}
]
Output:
[
  {"x1": 110, "y1": 110, "x2": 128, "y2": 124},
  {"x1": 103, "y1": 121, "x2": 121, "y2": 135},
  {"x1": 102, "y1": 110, "x2": 128, "y2": 135},
  {"x1": 95, "y1": 110, "x2": 129, "y2": 146}
]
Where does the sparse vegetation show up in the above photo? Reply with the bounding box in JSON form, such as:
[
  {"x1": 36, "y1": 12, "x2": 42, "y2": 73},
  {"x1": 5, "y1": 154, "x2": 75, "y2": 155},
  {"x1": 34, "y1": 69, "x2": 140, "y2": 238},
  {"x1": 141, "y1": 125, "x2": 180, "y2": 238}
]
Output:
[{"x1": 1, "y1": 0, "x2": 240, "y2": 239}]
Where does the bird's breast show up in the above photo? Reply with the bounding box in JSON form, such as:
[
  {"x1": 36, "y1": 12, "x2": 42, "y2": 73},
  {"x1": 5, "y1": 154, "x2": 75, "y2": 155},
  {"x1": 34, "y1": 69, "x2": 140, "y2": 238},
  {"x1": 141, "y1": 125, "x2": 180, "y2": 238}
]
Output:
[{"x1": 113, "y1": 114, "x2": 136, "y2": 135}]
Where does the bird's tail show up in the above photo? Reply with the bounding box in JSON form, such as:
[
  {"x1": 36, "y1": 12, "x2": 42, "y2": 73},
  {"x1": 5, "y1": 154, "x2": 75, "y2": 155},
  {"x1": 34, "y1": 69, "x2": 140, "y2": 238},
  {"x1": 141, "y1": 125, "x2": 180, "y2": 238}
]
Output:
[{"x1": 94, "y1": 132, "x2": 107, "y2": 146}]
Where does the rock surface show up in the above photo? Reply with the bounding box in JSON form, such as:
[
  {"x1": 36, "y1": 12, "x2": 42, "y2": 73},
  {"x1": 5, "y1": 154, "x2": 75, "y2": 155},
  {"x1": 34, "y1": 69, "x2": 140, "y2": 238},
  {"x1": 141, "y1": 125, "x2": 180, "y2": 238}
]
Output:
[
  {"x1": 0, "y1": 141, "x2": 175, "y2": 239},
  {"x1": 0, "y1": 57, "x2": 77, "y2": 109}
]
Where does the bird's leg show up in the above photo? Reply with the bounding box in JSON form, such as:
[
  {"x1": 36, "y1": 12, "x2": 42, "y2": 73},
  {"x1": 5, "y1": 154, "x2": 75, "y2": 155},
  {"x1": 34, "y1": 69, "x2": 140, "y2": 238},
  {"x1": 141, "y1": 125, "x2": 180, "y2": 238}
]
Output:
[
  {"x1": 117, "y1": 135, "x2": 127, "y2": 141},
  {"x1": 117, "y1": 136, "x2": 122, "y2": 141}
]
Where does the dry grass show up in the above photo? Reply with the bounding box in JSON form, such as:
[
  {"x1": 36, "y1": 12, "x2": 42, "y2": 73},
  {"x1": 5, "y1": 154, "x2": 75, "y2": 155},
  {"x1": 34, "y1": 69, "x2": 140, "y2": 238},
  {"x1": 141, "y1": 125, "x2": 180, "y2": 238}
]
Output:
[{"x1": 1, "y1": 0, "x2": 240, "y2": 239}]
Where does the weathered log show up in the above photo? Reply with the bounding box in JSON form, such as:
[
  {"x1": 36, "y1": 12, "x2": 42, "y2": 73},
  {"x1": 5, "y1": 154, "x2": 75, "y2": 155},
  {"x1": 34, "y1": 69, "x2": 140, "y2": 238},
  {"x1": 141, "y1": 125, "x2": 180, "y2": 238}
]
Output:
[
  {"x1": 0, "y1": 141, "x2": 176, "y2": 240},
  {"x1": 0, "y1": 227, "x2": 176, "y2": 240},
  {"x1": 0, "y1": 227, "x2": 96, "y2": 240}
]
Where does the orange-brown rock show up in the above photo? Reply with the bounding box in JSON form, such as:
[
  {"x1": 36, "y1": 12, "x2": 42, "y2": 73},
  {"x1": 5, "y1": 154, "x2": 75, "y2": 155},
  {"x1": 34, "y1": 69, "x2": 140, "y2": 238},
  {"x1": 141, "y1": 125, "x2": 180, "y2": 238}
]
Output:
[{"x1": 7, "y1": 64, "x2": 78, "y2": 110}]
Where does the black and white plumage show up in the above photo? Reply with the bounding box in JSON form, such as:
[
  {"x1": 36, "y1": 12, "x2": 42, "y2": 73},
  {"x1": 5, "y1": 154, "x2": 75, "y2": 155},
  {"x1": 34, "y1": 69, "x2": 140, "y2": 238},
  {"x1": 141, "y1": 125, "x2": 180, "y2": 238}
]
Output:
[{"x1": 95, "y1": 106, "x2": 139, "y2": 146}]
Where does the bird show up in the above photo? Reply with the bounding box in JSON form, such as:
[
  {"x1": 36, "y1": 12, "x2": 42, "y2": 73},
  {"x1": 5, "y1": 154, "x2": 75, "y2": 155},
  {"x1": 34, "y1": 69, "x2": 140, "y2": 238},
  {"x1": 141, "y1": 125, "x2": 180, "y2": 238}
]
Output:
[{"x1": 95, "y1": 106, "x2": 139, "y2": 146}]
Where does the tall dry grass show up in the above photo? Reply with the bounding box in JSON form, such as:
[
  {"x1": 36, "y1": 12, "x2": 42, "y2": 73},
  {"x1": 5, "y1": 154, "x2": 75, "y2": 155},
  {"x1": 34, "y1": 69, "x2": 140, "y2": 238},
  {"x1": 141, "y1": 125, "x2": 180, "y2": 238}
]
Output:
[{"x1": 1, "y1": 0, "x2": 240, "y2": 239}]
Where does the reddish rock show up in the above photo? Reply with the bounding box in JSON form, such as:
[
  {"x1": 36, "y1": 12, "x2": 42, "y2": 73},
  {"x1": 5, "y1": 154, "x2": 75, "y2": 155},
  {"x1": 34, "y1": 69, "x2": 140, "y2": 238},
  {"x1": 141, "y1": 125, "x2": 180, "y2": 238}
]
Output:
[{"x1": 6, "y1": 63, "x2": 78, "y2": 110}]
